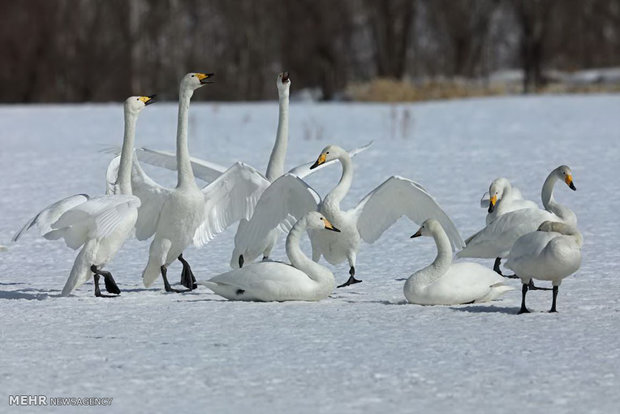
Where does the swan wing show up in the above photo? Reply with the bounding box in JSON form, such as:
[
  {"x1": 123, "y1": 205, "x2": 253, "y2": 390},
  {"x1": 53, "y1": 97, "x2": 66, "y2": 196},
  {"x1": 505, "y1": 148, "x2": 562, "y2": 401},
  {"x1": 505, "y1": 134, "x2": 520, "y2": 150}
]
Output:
[
  {"x1": 43, "y1": 195, "x2": 140, "y2": 250},
  {"x1": 355, "y1": 176, "x2": 464, "y2": 250},
  {"x1": 193, "y1": 162, "x2": 271, "y2": 247},
  {"x1": 12, "y1": 194, "x2": 90, "y2": 241},
  {"x1": 135, "y1": 147, "x2": 228, "y2": 184},
  {"x1": 233, "y1": 174, "x2": 320, "y2": 256},
  {"x1": 105, "y1": 155, "x2": 122, "y2": 195},
  {"x1": 287, "y1": 141, "x2": 373, "y2": 179}
]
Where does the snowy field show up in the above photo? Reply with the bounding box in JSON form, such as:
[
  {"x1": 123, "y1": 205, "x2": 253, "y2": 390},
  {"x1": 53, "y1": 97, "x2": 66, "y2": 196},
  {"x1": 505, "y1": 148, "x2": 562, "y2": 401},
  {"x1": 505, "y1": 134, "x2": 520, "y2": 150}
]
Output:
[{"x1": 1, "y1": 95, "x2": 619, "y2": 413}]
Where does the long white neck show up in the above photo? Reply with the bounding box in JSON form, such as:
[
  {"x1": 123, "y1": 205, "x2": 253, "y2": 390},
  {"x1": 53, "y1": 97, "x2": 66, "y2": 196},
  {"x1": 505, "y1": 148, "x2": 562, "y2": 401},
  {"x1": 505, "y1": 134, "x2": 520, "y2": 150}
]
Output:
[
  {"x1": 265, "y1": 92, "x2": 289, "y2": 182},
  {"x1": 416, "y1": 227, "x2": 453, "y2": 286},
  {"x1": 176, "y1": 87, "x2": 196, "y2": 188},
  {"x1": 286, "y1": 218, "x2": 332, "y2": 285},
  {"x1": 323, "y1": 153, "x2": 353, "y2": 209},
  {"x1": 117, "y1": 110, "x2": 138, "y2": 195},
  {"x1": 541, "y1": 172, "x2": 576, "y2": 226}
]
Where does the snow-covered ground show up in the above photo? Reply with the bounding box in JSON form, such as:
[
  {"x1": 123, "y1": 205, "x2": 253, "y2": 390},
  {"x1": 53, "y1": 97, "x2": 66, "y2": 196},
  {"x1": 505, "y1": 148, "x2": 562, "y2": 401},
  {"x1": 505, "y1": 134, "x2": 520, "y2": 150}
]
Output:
[{"x1": 1, "y1": 95, "x2": 618, "y2": 413}]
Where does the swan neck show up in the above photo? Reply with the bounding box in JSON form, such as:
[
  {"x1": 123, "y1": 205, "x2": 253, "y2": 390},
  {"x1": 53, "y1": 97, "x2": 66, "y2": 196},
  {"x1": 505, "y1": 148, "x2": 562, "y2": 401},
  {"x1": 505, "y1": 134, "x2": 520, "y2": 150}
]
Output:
[
  {"x1": 117, "y1": 110, "x2": 138, "y2": 195},
  {"x1": 265, "y1": 94, "x2": 289, "y2": 182},
  {"x1": 286, "y1": 219, "x2": 329, "y2": 283},
  {"x1": 541, "y1": 173, "x2": 576, "y2": 225},
  {"x1": 176, "y1": 88, "x2": 196, "y2": 188},
  {"x1": 324, "y1": 154, "x2": 353, "y2": 207},
  {"x1": 416, "y1": 228, "x2": 452, "y2": 286}
]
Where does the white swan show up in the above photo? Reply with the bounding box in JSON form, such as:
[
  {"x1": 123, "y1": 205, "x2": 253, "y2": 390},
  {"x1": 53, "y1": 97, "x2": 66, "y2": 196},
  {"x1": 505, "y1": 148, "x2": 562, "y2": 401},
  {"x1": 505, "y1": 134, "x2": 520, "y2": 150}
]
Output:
[
  {"x1": 457, "y1": 165, "x2": 577, "y2": 276},
  {"x1": 202, "y1": 211, "x2": 339, "y2": 302},
  {"x1": 125, "y1": 72, "x2": 372, "y2": 267},
  {"x1": 234, "y1": 145, "x2": 464, "y2": 287},
  {"x1": 405, "y1": 219, "x2": 513, "y2": 305},
  {"x1": 483, "y1": 177, "x2": 538, "y2": 224},
  {"x1": 13, "y1": 95, "x2": 154, "y2": 296},
  {"x1": 505, "y1": 221, "x2": 582, "y2": 313},
  {"x1": 108, "y1": 73, "x2": 269, "y2": 292}
]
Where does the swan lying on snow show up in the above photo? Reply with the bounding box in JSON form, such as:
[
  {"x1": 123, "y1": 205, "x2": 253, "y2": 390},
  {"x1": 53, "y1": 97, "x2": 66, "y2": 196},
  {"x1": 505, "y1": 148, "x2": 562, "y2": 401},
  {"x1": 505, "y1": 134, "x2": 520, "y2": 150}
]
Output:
[
  {"x1": 233, "y1": 145, "x2": 464, "y2": 288},
  {"x1": 458, "y1": 165, "x2": 577, "y2": 281},
  {"x1": 405, "y1": 219, "x2": 513, "y2": 305},
  {"x1": 201, "y1": 211, "x2": 339, "y2": 302},
  {"x1": 506, "y1": 221, "x2": 582, "y2": 314},
  {"x1": 13, "y1": 95, "x2": 155, "y2": 296}
]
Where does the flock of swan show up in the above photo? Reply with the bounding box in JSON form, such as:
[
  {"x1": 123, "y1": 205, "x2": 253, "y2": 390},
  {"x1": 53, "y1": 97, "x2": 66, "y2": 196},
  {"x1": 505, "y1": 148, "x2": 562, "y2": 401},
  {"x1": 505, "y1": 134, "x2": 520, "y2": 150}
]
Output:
[{"x1": 10, "y1": 72, "x2": 582, "y2": 314}]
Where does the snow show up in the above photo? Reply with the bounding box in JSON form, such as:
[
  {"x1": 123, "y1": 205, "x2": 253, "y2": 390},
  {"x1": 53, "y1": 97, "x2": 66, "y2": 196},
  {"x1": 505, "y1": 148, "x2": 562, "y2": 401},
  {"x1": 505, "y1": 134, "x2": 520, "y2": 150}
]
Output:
[{"x1": 1, "y1": 95, "x2": 619, "y2": 413}]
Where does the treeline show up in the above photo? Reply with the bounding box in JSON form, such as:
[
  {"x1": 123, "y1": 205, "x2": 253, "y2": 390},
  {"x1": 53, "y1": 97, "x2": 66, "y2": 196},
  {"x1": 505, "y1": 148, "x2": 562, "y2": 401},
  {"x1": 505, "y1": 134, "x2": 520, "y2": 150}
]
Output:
[{"x1": 1, "y1": 0, "x2": 619, "y2": 102}]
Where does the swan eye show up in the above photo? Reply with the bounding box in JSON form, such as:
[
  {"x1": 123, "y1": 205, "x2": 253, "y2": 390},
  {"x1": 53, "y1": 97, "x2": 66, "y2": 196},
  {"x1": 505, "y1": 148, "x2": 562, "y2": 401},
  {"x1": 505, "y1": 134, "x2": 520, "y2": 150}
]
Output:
[{"x1": 326, "y1": 152, "x2": 330, "y2": 155}]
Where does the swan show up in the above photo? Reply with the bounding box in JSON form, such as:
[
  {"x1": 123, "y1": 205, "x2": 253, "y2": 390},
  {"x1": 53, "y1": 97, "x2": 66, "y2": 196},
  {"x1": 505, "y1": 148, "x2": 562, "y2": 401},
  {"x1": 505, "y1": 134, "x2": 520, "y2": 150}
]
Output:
[
  {"x1": 483, "y1": 177, "x2": 538, "y2": 225},
  {"x1": 12, "y1": 95, "x2": 154, "y2": 296},
  {"x1": 405, "y1": 219, "x2": 513, "y2": 305},
  {"x1": 234, "y1": 145, "x2": 464, "y2": 288},
  {"x1": 123, "y1": 72, "x2": 372, "y2": 267},
  {"x1": 457, "y1": 165, "x2": 577, "y2": 278},
  {"x1": 505, "y1": 221, "x2": 582, "y2": 314},
  {"x1": 107, "y1": 73, "x2": 270, "y2": 292},
  {"x1": 201, "y1": 211, "x2": 339, "y2": 302}
]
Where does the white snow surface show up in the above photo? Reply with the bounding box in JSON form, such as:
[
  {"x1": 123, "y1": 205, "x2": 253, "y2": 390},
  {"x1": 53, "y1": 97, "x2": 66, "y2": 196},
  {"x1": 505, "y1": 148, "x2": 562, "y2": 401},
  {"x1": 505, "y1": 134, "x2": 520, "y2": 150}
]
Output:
[{"x1": 1, "y1": 95, "x2": 618, "y2": 413}]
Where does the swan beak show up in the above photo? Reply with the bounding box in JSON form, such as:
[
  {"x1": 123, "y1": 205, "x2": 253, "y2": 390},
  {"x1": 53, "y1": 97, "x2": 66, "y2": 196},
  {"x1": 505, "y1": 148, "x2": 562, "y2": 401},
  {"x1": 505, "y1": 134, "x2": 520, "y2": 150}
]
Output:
[
  {"x1": 488, "y1": 194, "x2": 497, "y2": 213},
  {"x1": 310, "y1": 153, "x2": 327, "y2": 170},
  {"x1": 282, "y1": 71, "x2": 290, "y2": 82},
  {"x1": 410, "y1": 229, "x2": 422, "y2": 238},
  {"x1": 565, "y1": 174, "x2": 576, "y2": 191},
  {"x1": 323, "y1": 218, "x2": 341, "y2": 232},
  {"x1": 196, "y1": 73, "x2": 215, "y2": 84},
  {"x1": 140, "y1": 95, "x2": 156, "y2": 106}
]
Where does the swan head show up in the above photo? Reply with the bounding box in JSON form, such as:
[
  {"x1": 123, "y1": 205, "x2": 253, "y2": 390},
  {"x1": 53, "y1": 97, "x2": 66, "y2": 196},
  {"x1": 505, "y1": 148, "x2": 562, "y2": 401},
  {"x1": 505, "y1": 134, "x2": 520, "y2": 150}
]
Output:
[
  {"x1": 487, "y1": 177, "x2": 510, "y2": 213},
  {"x1": 276, "y1": 72, "x2": 291, "y2": 97},
  {"x1": 554, "y1": 165, "x2": 576, "y2": 191},
  {"x1": 310, "y1": 145, "x2": 346, "y2": 169},
  {"x1": 124, "y1": 95, "x2": 156, "y2": 115},
  {"x1": 410, "y1": 219, "x2": 441, "y2": 238},
  {"x1": 181, "y1": 72, "x2": 215, "y2": 92},
  {"x1": 306, "y1": 211, "x2": 341, "y2": 232}
]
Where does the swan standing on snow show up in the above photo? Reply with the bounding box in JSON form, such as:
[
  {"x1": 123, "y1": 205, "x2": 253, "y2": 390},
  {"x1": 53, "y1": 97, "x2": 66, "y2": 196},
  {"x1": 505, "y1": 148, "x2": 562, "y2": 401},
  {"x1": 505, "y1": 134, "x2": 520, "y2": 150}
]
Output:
[
  {"x1": 405, "y1": 219, "x2": 513, "y2": 305},
  {"x1": 202, "y1": 211, "x2": 339, "y2": 302},
  {"x1": 108, "y1": 73, "x2": 269, "y2": 292},
  {"x1": 458, "y1": 165, "x2": 577, "y2": 281},
  {"x1": 234, "y1": 145, "x2": 464, "y2": 288},
  {"x1": 127, "y1": 72, "x2": 371, "y2": 268},
  {"x1": 13, "y1": 95, "x2": 155, "y2": 296},
  {"x1": 506, "y1": 221, "x2": 582, "y2": 314}
]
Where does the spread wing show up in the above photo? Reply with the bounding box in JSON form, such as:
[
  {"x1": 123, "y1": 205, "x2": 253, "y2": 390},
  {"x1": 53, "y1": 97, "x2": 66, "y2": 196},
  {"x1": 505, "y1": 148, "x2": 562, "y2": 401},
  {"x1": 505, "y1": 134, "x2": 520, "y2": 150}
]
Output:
[
  {"x1": 193, "y1": 162, "x2": 270, "y2": 247},
  {"x1": 134, "y1": 147, "x2": 228, "y2": 184},
  {"x1": 13, "y1": 194, "x2": 91, "y2": 241},
  {"x1": 287, "y1": 141, "x2": 373, "y2": 179},
  {"x1": 355, "y1": 176, "x2": 464, "y2": 251}
]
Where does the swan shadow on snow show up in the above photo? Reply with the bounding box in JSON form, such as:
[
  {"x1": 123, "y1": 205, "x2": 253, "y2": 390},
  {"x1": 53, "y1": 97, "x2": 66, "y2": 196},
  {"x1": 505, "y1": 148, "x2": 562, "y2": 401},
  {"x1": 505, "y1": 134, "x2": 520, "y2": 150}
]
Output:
[
  {"x1": 0, "y1": 288, "x2": 58, "y2": 300},
  {"x1": 449, "y1": 305, "x2": 519, "y2": 314}
]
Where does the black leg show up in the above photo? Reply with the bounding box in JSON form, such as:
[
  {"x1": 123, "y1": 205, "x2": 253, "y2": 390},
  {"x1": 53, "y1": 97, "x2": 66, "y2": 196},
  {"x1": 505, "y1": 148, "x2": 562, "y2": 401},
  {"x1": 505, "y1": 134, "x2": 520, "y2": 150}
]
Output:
[
  {"x1": 91, "y1": 265, "x2": 120, "y2": 297},
  {"x1": 238, "y1": 255, "x2": 244, "y2": 268},
  {"x1": 337, "y1": 266, "x2": 363, "y2": 288},
  {"x1": 528, "y1": 279, "x2": 552, "y2": 291},
  {"x1": 493, "y1": 257, "x2": 503, "y2": 275},
  {"x1": 262, "y1": 255, "x2": 269, "y2": 261},
  {"x1": 161, "y1": 265, "x2": 182, "y2": 293},
  {"x1": 549, "y1": 285, "x2": 559, "y2": 313},
  {"x1": 518, "y1": 282, "x2": 530, "y2": 314},
  {"x1": 178, "y1": 254, "x2": 197, "y2": 290}
]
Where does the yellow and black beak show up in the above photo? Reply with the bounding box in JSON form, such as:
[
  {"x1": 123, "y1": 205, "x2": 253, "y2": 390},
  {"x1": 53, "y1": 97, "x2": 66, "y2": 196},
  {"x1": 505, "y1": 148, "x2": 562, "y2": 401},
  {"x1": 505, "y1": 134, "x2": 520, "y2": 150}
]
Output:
[
  {"x1": 196, "y1": 73, "x2": 215, "y2": 85},
  {"x1": 410, "y1": 228, "x2": 422, "y2": 238},
  {"x1": 282, "y1": 71, "x2": 290, "y2": 82},
  {"x1": 310, "y1": 153, "x2": 327, "y2": 170},
  {"x1": 139, "y1": 95, "x2": 156, "y2": 106},
  {"x1": 565, "y1": 174, "x2": 576, "y2": 191},
  {"x1": 488, "y1": 194, "x2": 497, "y2": 213},
  {"x1": 323, "y1": 218, "x2": 341, "y2": 233}
]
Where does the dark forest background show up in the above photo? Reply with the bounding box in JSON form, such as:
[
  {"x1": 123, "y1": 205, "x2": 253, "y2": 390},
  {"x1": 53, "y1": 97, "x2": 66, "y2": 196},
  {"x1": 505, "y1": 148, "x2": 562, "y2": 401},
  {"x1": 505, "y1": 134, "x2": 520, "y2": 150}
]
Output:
[{"x1": 1, "y1": 0, "x2": 620, "y2": 102}]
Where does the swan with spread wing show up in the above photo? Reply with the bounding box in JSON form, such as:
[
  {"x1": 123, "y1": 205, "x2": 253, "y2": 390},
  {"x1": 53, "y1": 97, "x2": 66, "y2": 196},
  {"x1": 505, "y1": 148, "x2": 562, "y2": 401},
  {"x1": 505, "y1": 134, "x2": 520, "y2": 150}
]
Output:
[{"x1": 234, "y1": 145, "x2": 464, "y2": 288}]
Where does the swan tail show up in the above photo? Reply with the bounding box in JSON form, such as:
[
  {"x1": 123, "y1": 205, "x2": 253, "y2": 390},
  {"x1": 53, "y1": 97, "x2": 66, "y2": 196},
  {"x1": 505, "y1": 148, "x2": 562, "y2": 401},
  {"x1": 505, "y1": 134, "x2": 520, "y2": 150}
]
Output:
[
  {"x1": 61, "y1": 247, "x2": 92, "y2": 296},
  {"x1": 477, "y1": 283, "x2": 514, "y2": 302}
]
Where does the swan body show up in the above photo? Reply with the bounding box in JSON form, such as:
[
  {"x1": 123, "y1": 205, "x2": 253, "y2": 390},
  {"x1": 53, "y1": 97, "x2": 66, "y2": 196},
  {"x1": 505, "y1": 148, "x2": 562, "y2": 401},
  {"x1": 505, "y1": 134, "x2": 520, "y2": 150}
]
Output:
[
  {"x1": 405, "y1": 219, "x2": 513, "y2": 305},
  {"x1": 458, "y1": 165, "x2": 577, "y2": 260},
  {"x1": 233, "y1": 145, "x2": 464, "y2": 287},
  {"x1": 505, "y1": 221, "x2": 582, "y2": 313},
  {"x1": 202, "y1": 211, "x2": 338, "y2": 302},
  {"x1": 483, "y1": 177, "x2": 538, "y2": 224},
  {"x1": 13, "y1": 96, "x2": 154, "y2": 296}
]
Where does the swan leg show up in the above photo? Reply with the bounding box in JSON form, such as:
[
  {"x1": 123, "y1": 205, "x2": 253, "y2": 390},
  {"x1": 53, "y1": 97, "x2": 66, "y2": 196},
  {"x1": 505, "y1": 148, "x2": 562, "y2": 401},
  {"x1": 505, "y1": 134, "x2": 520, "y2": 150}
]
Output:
[
  {"x1": 518, "y1": 282, "x2": 530, "y2": 314},
  {"x1": 337, "y1": 266, "x2": 363, "y2": 288},
  {"x1": 493, "y1": 257, "x2": 503, "y2": 275},
  {"x1": 91, "y1": 265, "x2": 120, "y2": 297},
  {"x1": 528, "y1": 279, "x2": 551, "y2": 291},
  {"x1": 549, "y1": 285, "x2": 559, "y2": 313},
  {"x1": 178, "y1": 254, "x2": 197, "y2": 290},
  {"x1": 161, "y1": 265, "x2": 182, "y2": 293}
]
